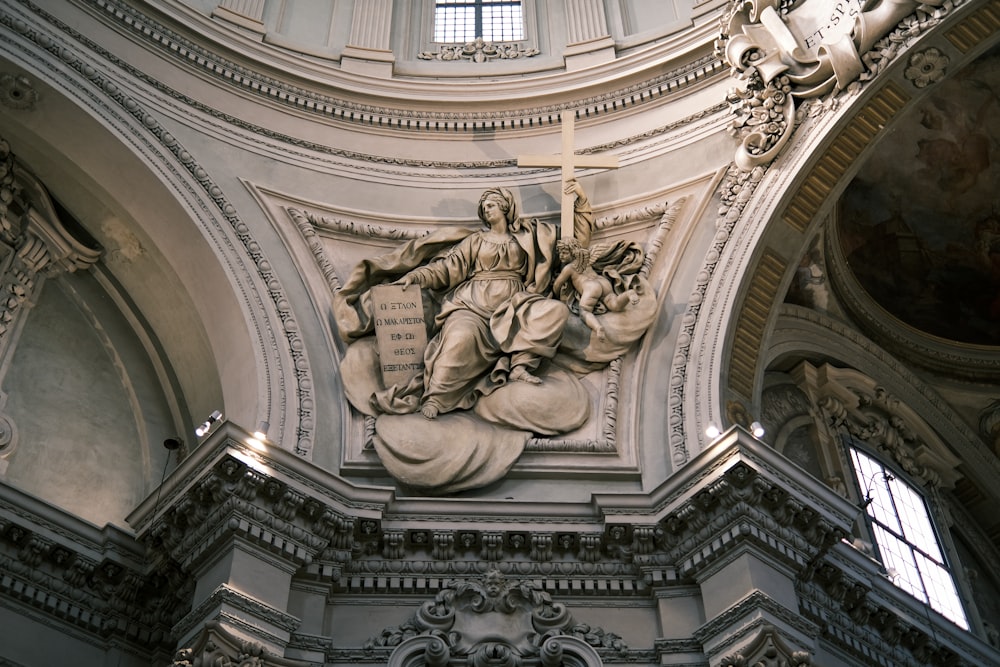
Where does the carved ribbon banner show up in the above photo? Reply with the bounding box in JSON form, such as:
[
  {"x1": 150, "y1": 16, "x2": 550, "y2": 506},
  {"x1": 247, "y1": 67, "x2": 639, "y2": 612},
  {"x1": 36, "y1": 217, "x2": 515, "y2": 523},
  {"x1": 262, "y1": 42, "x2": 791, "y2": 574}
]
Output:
[{"x1": 719, "y1": 0, "x2": 945, "y2": 170}]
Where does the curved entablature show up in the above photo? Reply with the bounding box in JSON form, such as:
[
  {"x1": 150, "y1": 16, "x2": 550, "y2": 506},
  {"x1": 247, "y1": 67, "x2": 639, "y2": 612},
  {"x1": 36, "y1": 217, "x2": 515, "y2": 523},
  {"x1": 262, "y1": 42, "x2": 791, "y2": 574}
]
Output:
[{"x1": 74, "y1": 0, "x2": 729, "y2": 132}]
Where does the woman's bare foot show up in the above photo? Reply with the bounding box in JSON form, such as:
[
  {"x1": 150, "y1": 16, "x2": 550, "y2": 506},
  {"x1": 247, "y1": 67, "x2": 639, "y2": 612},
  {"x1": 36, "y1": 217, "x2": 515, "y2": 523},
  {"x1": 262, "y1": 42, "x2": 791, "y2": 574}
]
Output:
[
  {"x1": 509, "y1": 365, "x2": 542, "y2": 385},
  {"x1": 421, "y1": 403, "x2": 440, "y2": 419}
]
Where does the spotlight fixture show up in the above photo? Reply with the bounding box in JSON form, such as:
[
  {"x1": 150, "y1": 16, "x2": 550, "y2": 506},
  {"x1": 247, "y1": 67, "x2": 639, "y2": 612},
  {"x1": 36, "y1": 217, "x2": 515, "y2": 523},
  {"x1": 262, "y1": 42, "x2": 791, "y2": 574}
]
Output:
[
  {"x1": 750, "y1": 421, "x2": 765, "y2": 438},
  {"x1": 705, "y1": 425, "x2": 721, "y2": 439},
  {"x1": 162, "y1": 437, "x2": 183, "y2": 451},
  {"x1": 195, "y1": 410, "x2": 223, "y2": 437}
]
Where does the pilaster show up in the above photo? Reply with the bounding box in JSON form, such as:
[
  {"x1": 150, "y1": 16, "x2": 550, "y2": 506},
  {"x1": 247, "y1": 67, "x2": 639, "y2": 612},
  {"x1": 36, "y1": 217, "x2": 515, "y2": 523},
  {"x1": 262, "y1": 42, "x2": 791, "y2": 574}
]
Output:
[
  {"x1": 127, "y1": 422, "x2": 390, "y2": 658},
  {"x1": 563, "y1": 0, "x2": 615, "y2": 70},
  {"x1": 211, "y1": 0, "x2": 266, "y2": 37},
  {"x1": 341, "y1": 0, "x2": 395, "y2": 77}
]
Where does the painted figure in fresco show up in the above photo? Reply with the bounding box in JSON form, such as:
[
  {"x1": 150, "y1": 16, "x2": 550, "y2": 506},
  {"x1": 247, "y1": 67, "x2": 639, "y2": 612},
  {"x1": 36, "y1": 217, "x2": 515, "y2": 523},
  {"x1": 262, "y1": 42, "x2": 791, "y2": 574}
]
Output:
[
  {"x1": 553, "y1": 237, "x2": 640, "y2": 341},
  {"x1": 394, "y1": 186, "x2": 569, "y2": 419}
]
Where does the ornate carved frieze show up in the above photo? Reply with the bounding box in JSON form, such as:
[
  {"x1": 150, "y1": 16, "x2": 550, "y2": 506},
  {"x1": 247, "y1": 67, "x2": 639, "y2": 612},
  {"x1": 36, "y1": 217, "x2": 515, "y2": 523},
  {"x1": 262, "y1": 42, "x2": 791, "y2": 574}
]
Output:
[
  {"x1": 419, "y1": 38, "x2": 540, "y2": 63},
  {"x1": 0, "y1": 485, "x2": 188, "y2": 655},
  {"x1": 120, "y1": 426, "x2": 995, "y2": 664},
  {"x1": 366, "y1": 570, "x2": 620, "y2": 667}
]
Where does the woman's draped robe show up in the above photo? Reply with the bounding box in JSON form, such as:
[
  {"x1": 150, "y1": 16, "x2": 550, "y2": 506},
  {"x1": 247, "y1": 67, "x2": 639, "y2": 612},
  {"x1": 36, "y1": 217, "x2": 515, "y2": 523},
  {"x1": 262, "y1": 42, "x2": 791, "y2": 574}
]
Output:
[
  {"x1": 404, "y1": 229, "x2": 569, "y2": 414},
  {"x1": 334, "y1": 219, "x2": 567, "y2": 416}
]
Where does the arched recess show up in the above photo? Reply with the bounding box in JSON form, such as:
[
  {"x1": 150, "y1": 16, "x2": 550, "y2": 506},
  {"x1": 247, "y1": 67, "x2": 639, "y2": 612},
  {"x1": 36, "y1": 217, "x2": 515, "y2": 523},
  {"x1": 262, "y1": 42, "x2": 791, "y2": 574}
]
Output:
[
  {"x1": 0, "y1": 5, "x2": 312, "y2": 468},
  {"x1": 762, "y1": 305, "x2": 1000, "y2": 505},
  {"x1": 759, "y1": 304, "x2": 1000, "y2": 641},
  {"x1": 681, "y1": 1, "x2": 1000, "y2": 463}
]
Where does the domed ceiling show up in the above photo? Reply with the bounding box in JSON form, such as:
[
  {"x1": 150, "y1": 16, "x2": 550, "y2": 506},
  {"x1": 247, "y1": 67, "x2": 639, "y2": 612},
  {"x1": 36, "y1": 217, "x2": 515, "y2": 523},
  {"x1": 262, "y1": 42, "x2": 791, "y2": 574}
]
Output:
[{"x1": 836, "y1": 43, "x2": 1000, "y2": 348}]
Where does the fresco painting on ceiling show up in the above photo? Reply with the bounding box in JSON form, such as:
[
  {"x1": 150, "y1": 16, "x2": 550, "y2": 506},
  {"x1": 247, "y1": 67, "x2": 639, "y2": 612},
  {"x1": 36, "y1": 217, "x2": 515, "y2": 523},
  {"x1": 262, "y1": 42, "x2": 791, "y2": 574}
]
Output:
[{"x1": 838, "y1": 45, "x2": 1000, "y2": 347}]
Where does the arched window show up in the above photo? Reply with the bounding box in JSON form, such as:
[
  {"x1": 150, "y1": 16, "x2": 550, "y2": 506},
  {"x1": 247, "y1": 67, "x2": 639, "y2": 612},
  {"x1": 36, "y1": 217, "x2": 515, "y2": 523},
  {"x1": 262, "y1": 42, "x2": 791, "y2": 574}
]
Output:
[
  {"x1": 849, "y1": 445, "x2": 969, "y2": 629},
  {"x1": 433, "y1": 0, "x2": 525, "y2": 43}
]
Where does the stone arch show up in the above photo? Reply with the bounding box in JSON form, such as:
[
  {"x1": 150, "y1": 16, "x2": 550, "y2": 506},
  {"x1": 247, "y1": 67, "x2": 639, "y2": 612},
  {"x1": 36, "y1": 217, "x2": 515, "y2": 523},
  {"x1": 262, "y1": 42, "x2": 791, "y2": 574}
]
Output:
[
  {"x1": 682, "y1": 4, "x2": 1000, "y2": 465},
  {"x1": 0, "y1": 19, "x2": 314, "y2": 457}
]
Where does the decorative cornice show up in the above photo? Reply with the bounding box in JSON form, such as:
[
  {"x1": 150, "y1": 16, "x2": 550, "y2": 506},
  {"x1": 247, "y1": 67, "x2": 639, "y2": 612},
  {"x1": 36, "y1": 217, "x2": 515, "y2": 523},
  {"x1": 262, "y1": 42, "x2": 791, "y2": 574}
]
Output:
[
  {"x1": 173, "y1": 583, "x2": 301, "y2": 643},
  {"x1": 136, "y1": 425, "x2": 856, "y2": 575},
  {"x1": 0, "y1": 486, "x2": 188, "y2": 654},
  {"x1": 75, "y1": 0, "x2": 725, "y2": 132},
  {"x1": 798, "y1": 550, "x2": 1000, "y2": 667}
]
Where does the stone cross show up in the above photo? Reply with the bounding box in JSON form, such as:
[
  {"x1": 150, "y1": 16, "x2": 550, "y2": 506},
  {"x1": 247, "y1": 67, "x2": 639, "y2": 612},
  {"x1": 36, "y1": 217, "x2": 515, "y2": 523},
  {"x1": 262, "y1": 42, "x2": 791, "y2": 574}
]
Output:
[{"x1": 517, "y1": 111, "x2": 619, "y2": 240}]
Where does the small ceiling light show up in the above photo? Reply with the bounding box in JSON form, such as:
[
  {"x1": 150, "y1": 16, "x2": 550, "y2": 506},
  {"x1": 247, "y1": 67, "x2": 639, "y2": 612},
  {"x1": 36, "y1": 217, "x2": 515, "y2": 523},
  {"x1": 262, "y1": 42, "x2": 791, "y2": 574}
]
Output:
[
  {"x1": 705, "y1": 425, "x2": 721, "y2": 439},
  {"x1": 195, "y1": 410, "x2": 223, "y2": 437},
  {"x1": 750, "y1": 421, "x2": 765, "y2": 438}
]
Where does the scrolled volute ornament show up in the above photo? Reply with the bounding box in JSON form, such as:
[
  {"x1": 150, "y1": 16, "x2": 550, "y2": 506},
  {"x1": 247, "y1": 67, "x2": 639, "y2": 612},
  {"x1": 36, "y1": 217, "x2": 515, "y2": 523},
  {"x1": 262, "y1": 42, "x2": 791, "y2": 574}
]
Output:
[
  {"x1": 379, "y1": 570, "x2": 618, "y2": 667},
  {"x1": 718, "y1": 0, "x2": 946, "y2": 170}
]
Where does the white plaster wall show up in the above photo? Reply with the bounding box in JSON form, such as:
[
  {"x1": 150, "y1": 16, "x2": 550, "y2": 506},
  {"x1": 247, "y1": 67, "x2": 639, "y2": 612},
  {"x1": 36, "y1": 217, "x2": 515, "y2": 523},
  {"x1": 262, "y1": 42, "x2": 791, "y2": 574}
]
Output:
[{"x1": 1, "y1": 271, "x2": 176, "y2": 528}]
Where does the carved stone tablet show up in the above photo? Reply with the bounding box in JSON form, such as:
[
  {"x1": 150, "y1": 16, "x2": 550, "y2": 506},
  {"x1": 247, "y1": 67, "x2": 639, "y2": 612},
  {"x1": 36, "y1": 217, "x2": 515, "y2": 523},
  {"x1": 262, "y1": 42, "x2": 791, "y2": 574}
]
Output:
[{"x1": 371, "y1": 284, "x2": 428, "y2": 387}]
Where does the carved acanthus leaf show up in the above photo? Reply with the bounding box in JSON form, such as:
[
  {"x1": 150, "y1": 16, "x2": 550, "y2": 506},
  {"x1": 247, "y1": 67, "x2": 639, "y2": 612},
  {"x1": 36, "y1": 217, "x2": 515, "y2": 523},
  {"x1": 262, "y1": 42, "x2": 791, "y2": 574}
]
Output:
[
  {"x1": 418, "y1": 38, "x2": 539, "y2": 63},
  {"x1": 718, "y1": 0, "x2": 950, "y2": 170}
]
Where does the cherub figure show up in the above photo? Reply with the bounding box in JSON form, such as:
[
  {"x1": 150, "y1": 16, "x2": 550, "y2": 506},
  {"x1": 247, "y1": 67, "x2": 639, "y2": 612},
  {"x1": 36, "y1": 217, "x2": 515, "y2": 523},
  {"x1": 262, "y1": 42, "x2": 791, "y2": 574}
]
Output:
[{"x1": 553, "y1": 237, "x2": 639, "y2": 340}]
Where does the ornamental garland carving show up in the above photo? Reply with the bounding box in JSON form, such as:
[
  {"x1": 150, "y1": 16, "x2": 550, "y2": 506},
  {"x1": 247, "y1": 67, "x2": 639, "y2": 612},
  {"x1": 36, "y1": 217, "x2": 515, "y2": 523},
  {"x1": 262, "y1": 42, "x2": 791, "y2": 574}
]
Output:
[{"x1": 419, "y1": 38, "x2": 540, "y2": 63}]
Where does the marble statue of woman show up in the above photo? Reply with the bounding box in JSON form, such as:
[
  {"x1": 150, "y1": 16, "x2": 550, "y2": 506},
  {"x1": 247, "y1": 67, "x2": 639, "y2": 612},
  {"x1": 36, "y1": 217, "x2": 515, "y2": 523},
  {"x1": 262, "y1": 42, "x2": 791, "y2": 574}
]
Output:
[
  {"x1": 333, "y1": 182, "x2": 654, "y2": 493},
  {"x1": 392, "y1": 186, "x2": 569, "y2": 419}
]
